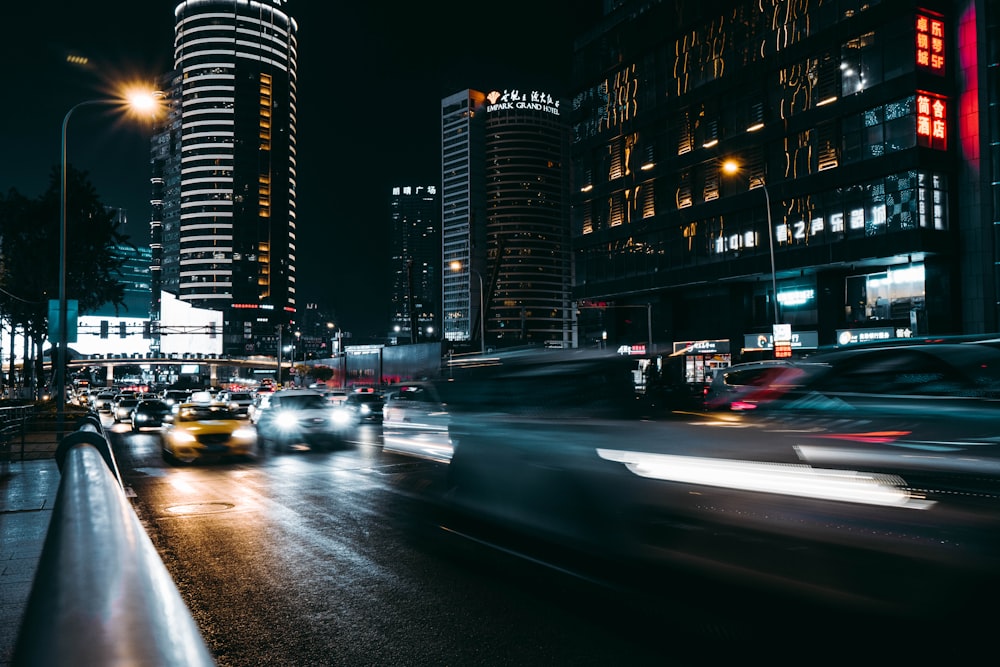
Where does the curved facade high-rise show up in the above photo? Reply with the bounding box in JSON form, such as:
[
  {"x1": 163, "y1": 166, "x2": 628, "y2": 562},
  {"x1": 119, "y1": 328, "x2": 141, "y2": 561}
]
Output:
[
  {"x1": 440, "y1": 88, "x2": 573, "y2": 350},
  {"x1": 166, "y1": 0, "x2": 298, "y2": 354},
  {"x1": 483, "y1": 89, "x2": 572, "y2": 348}
]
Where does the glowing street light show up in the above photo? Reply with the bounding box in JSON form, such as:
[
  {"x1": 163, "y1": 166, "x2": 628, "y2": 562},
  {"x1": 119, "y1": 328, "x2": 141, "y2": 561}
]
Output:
[
  {"x1": 56, "y1": 87, "x2": 162, "y2": 434},
  {"x1": 722, "y1": 160, "x2": 779, "y2": 328},
  {"x1": 449, "y1": 260, "x2": 485, "y2": 354}
]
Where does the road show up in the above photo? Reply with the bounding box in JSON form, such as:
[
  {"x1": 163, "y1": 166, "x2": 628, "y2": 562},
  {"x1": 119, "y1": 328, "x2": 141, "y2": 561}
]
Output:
[{"x1": 105, "y1": 414, "x2": 988, "y2": 666}]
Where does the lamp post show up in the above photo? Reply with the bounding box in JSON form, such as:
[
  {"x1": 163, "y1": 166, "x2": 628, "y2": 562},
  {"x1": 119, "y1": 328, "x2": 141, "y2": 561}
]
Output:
[
  {"x1": 722, "y1": 160, "x2": 779, "y2": 326},
  {"x1": 449, "y1": 260, "x2": 485, "y2": 354},
  {"x1": 57, "y1": 90, "x2": 161, "y2": 435}
]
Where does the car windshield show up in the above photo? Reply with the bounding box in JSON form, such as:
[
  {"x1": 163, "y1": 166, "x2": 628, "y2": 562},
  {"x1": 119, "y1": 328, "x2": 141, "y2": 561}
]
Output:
[
  {"x1": 139, "y1": 401, "x2": 168, "y2": 410},
  {"x1": 178, "y1": 406, "x2": 237, "y2": 421},
  {"x1": 279, "y1": 395, "x2": 328, "y2": 410}
]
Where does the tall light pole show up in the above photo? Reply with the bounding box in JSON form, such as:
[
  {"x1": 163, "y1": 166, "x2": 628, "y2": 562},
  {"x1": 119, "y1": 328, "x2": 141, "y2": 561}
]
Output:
[
  {"x1": 449, "y1": 260, "x2": 485, "y2": 354},
  {"x1": 57, "y1": 89, "x2": 161, "y2": 434},
  {"x1": 722, "y1": 160, "x2": 779, "y2": 326}
]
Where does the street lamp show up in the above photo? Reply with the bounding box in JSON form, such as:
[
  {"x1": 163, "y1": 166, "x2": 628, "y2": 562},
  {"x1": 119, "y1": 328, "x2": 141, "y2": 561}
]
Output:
[
  {"x1": 722, "y1": 160, "x2": 779, "y2": 327},
  {"x1": 56, "y1": 88, "x2": 162, "y2": 435},
  {"x1": 449, "y1": 260, "x2": 485, "y2": 354}
]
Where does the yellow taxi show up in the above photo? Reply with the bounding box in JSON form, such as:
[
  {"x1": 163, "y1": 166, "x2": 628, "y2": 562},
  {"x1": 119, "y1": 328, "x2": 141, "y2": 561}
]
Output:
[{"x1": 162, "y1": 401, "x2": 257, "y2": 464}]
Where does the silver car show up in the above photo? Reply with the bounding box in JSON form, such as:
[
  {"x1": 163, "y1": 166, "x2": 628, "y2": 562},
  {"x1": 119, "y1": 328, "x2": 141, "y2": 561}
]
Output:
[{"x1": 254, "y1": 389, "x2": 351, "y2": 450}]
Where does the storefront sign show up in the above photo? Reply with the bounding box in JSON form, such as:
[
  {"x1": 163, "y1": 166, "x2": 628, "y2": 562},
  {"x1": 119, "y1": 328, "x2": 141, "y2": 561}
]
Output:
[
  {"x1": 916, "y1": 91, "x2": 947, "y2": 150},
  {"x1": 916, "y1": 12, "x2": 945, "y2": 74},
  {"x1": 743, "y1": 331, "x2": 818, "y2": 351},
  {"x1": 836, "y1": 327, "x2": 913, "y2": 345},
  {"x1": 672, "y1": 339, "x2": 730, "y2": 355}
]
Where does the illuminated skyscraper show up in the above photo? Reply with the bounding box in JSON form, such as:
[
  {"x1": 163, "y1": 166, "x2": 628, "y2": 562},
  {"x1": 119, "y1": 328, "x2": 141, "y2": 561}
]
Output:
[
  {"x1": 441, "y1": 90, "x2": 487, "y2": 346},
  {"x1": 441, "y1": 88, "x2": 572, "y2": 350},
  {"x1": 389, "y1": 185, "x2": 441, "y2": 343},
  {"x1": 151, "y1": 0, "x2": 298, "y2": 356},
  {"x1": 571, "y1": 0, "x2": 998, "y2": 376}
]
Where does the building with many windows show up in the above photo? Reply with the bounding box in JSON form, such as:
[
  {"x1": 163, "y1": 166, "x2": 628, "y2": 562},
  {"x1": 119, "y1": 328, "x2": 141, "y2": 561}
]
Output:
[
  {"x1": 570, "y1": 0, "x2": 997, "y2": 381},
  {"x1": 389, "y1": 185, "x2": 441, "y2": 343},
  {"x1": 441, "y1": 87, "x2": 573, "y2": 350},
  {"x1": 150, "y1": 0, "x2": 299, "y2": 356}
]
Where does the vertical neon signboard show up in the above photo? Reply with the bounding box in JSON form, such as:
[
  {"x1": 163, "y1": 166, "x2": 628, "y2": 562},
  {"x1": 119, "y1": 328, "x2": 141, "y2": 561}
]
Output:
[
  {"x1": 916, "y1": 12, "x2": 945, "y2": 74},
  {"x1": 916, "y1": 91, "x2": 947, "y2": 150}
]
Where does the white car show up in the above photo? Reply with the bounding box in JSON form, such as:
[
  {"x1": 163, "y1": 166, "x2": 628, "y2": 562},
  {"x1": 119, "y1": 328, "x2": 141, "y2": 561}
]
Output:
[
  {"x1": 254, "y1": 389, "x2": 351, "y2": 450},
  {"x1": 381, "y1": 382, "x2": 452, "y2": 463}
]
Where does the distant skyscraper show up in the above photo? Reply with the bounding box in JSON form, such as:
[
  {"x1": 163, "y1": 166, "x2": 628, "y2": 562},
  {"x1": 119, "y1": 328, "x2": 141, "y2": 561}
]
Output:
[
  {"x1": 389, "y1": 185, "x2": 441, "y2": 342},
  {"x1": 151, "y1": 0, "x2": 298, "y2": 356},
  {"x1": 441, "y1": 90, "x2": 487, "y2": 345},
  {"x1": 441, "y1": 87, "x2": 572, "y2": 350}
]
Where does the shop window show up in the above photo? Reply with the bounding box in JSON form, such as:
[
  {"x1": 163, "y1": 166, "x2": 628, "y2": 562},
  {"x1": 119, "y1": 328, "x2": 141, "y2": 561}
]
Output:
[{"x1": 845, "y1": 265, "x2": 925, "y2": 323}]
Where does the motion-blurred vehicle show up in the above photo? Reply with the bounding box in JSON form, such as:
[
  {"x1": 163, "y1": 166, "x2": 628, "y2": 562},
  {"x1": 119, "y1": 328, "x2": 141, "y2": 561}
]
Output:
[
  {"x1": 320, "y1": 388, "x2": 348, "y2": 405},
  {"x1": 131, "y1": 399, "x2": 171, "y2": 432},
  {"x1": 248, "y1": 392, "x2": 272, "y2": 424},
  {"x1": 93, "y1": 391, "x2": 117, "y2": 413},
  {"x1": 381, "y1": 381, "x2": 451, "y2": 462},
  {"x1": 254, "y1": 388, "x2": 351, "y2": 450},
  {"x1": 161, "y1": 389, "x2": 191, "y2": 409},
  {"x1": 703, "y1": 359, "x2": 822, "y2": 410},
  {"x1": 217, "y1": 391, "x2": 254, "y2": 418},
  {"x1": 162, "y1": 402, "x2": 257, "y2": 464},
  {"x1": 415, "y1": 347, "x2": 1000, "y2": 616},
  {"x1": 112, "y1": 397, "x2": 140, "y2": 423},
  {"x1": 341, "y1": 388, "x2": 384, "y2": 424}
]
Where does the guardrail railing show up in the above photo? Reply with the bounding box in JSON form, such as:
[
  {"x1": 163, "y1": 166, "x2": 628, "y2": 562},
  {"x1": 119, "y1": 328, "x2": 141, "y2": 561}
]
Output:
[
  {"x1": 0, "y1": 404, "x2": 34, "y2": 462},
  {"x1": 12, "y1": 412, "x2": 215, "y2": 666}
]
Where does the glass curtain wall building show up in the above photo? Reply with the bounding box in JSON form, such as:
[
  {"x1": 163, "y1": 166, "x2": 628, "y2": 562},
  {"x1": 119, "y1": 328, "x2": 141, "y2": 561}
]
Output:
[
  {"x1": 389, "y1": 185, "x2": 441, "y2": 343},
  {"x1": 441, "y1": 88, "x2": 573, "y2": 350},
  {"x1": 484, "y1": 89, "x2": 573, "y2": 348},
  {"x1": 441, "y1": 90, "x2": 487, "y2": 346},
  {"x1": 155, "y1": 0, "x2": 298, "y2": 356},
  {"x1": 570, "y1": 0, "x2": 997, "y2": 364}
]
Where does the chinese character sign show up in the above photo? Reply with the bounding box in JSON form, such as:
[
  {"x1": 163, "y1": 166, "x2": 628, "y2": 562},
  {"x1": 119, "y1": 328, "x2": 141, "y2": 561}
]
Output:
[
  {"x1": 916, "y1": 13, "x2": 945, "y2": 74},
  {"x1": 916, "y1": 91, "x2": 947, "y2": 150}
]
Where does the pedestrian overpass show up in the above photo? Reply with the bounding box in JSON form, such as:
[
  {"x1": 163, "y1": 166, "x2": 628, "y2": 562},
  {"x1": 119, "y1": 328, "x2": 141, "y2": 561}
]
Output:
[{"x1": 67, "y1": 353, "x2": 293, "y2": 388}]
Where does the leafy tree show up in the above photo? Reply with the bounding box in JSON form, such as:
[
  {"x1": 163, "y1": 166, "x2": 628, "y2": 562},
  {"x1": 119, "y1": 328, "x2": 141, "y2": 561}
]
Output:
[
  {"x1": 311, "y1": 364, "x2": 334, "y2": 382},
  {"x1": 0, "y1": 166, "x2": 132, "y2": 393}
]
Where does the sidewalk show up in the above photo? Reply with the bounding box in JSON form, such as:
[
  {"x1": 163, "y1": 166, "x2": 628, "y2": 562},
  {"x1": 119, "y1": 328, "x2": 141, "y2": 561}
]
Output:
[{"x1": 0, "y1": 459, "x2": 60, "y2": 667}]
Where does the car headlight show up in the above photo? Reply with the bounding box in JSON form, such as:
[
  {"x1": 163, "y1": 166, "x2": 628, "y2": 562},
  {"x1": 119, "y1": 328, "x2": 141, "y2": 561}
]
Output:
[
  {"x1": 232, "y1": 427, "x2": 257, "y2": 440},
  {"x1": 360, "y1": 404, "x2": 371, "y2": 415},
  {"x1": 331, "y1": 408, "x2": 352, "y2": 426},
  {"x1": 275, "y1": 411, "x2": 299, "y2": 430},
  {"x1": 172, "y1": 431, "x2": 197, "y2": 443}
]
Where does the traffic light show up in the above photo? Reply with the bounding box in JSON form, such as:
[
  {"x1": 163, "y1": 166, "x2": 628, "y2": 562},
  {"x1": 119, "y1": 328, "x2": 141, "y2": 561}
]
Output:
[
  {"x1": 119, "y1": 322, "x2": 127, "y2": 339},
  {"x1": 143, "y1": 322, "x2": 152, "y2": 339},
  {"x1": 100, "y1": 321, "x2": 109, "y2": 338}
]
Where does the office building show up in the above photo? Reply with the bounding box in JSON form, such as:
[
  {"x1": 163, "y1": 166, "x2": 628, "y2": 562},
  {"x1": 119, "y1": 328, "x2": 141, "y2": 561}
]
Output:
[
  {"x1": 150, "y1": 0, "x2": 299, "y2": 356},
  {"x1": 570, "y1": 0, "x2": 997, "y2": 381},
  {"x1": 441, "y1": 87, "x2": 573, "y2": 350},
  {"x1": 389, "y1": 185, "x2": 441, "y2": 343},
  {"x1": 441, "y1": 90, "x2": 487, "y2": 346}
]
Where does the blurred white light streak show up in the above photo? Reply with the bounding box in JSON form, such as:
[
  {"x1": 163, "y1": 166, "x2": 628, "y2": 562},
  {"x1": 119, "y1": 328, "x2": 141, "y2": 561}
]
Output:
[{"x1": 596, "y1": 449, "x2": 934, "y2": 509}]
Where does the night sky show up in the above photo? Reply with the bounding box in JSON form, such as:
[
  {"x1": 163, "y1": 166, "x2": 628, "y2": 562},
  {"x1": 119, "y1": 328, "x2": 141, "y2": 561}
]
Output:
[{"x1": 0, "y1": 0, "x2": 601, "y2": 338}]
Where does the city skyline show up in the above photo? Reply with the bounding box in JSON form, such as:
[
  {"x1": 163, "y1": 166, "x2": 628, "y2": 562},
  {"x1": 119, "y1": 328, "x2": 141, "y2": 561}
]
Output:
[{"x1": 0, "y1": 0, "x2": 599, "y2": 338}]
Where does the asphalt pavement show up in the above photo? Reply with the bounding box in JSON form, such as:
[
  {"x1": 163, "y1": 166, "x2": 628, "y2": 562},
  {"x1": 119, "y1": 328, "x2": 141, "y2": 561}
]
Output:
[{"x1": 0, "y1": 458, "x2": 59, "y2": 667}]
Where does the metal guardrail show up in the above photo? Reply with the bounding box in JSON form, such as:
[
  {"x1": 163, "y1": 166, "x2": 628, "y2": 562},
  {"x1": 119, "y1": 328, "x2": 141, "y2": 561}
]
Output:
[
  {"x1": 0, "y1": 404, "x2": 33, "y2": 462},
  {"x1": 12, "y1": 412, "x2": 215, "y2": 666}
]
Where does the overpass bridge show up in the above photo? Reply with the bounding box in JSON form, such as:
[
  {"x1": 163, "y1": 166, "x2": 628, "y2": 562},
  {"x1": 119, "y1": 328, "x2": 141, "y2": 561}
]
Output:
[{"x1": 66, "y1": 353, "x2": 296, "y2": 388}]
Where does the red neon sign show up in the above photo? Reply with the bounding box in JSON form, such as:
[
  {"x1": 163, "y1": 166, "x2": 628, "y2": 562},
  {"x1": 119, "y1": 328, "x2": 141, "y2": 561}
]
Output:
[
  {"x1": 916, "y1": 12, "x2": 945, "y2": 74},
  {"x1": 916, "y1": 91, "x2": 947, "y2": 150}
]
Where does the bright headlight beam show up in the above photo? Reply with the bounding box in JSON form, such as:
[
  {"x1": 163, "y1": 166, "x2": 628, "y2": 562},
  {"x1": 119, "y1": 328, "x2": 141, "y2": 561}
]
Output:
[{"x1": 595, "y1": 449, "x2": 933, "y2": 509}]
